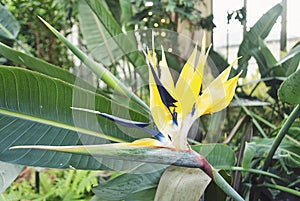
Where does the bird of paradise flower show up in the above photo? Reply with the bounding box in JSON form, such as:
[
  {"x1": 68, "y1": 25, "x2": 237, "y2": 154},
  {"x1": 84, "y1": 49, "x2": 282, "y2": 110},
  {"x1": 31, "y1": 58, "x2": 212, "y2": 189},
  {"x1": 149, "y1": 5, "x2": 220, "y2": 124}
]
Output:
[{"x1": 11, "y1": 36, "x2": 243, "y2": 201}]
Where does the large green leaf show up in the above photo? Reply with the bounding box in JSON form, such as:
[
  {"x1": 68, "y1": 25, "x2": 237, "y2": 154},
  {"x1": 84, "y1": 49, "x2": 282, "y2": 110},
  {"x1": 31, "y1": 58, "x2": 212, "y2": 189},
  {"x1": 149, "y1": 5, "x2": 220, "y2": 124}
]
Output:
[
  {"x1": 84, "y1": 0, "x2": 147, "y2": 78},
  {"x1": 237, "y1": 4, "x2": 282, "y2": 76},
  {"x1": 242, "y1": 142, "x2": 256, "y2": 177},
  {"x1": 0, "y1": 4, "x2": 20, "y2": 41},
  {"x1": 78, "y1": 0, "x2": 118, "y2": 66},
  {"x1": 0, "y1": 42, "x2": 95, "y2": 92},
  {"x1": 119, "y1": 0, "x2": 134, "y2": 30},
  {"x1": 0, "y1": 66, "x2": 151, "y2": 169},
  {"x1": 278, "y1": 70, "x2": 300, "y2": 104},
  {"x1": 104, "y1": 0, "x2": 122, "y2": 25},
  {"x1": 0, "y1": 42, "x2": 148, "y2": 116},
  {"x1": 251, "y1": 38, "x2": 278, "y2": 77}
]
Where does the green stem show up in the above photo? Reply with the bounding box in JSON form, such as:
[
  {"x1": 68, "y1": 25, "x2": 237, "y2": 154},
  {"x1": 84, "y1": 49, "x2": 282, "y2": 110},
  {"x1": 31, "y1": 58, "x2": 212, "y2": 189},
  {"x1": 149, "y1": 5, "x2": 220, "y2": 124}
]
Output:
[
  {"x1": 251, "y1": 112, "x2": 277, "y2": 129},
  {"x1": 193, "y1": 152, "x2": 244, "y2": 201},
  {"x1": 234, "y1": 94, "x2": 268, "y2": 138},
  {"x1": 261, "y1": 104, "x2": 300, "y2": 172},
  {"x1": 254, "y1": 104, "x2": 300, "y2": 199},
  {"x1": 38, "y1": 16, "x2": 149, "y2": 112},
  {"x1": 220, "y1": 166, "x2": 289, "y2": 182},
  {"x1": 211, "y1": 167, "x2": 245, "y2": 201},
  {"x1": 258, "y1": 183, "x2": 300, "y2": 197}
]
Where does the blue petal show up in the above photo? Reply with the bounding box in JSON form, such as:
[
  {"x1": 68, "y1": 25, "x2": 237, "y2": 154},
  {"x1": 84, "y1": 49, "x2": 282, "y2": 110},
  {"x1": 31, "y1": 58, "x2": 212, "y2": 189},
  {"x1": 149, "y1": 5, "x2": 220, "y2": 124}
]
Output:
[
  {"x1": 71, "y1": 107, "x2": 165, "y2": 141},
  {"x1": 148, "y1": 62, "x2": 178, "y2": 109}
]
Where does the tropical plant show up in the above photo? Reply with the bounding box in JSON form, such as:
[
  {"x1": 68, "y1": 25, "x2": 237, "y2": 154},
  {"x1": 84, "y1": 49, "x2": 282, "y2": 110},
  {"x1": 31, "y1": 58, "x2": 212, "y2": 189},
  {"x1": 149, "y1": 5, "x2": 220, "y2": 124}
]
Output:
[{"x1": 1, "y1": 1, "x2": 299, "y2": 201}]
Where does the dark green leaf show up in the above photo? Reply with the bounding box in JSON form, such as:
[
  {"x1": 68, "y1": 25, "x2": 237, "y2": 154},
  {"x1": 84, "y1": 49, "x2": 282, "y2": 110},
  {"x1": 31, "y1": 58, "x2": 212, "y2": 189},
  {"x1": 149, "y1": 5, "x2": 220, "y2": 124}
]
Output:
[
  {"x1": 119, "y1": 0, "x2": 134, "y2": 30},
  {"x1": 0, "y1": 66, "x2": 150, "y2": 169},
  {"x1": 279, "y1": 42, "x2": 300, "y2": 77},
  {"x1": 278, "y1": 70, "x2": 300, "y2": 104},
  {"x1": 237, "y1": 4, "x2": 282, "y2": 76},
  {"x1": 251, "y1": 38, "x2": 278, "y2": 77},
  {"x1": 104, "y1": 0, "x2": 121, "y2": 25},
  {"x1": 192, "y1": 144, "x2": 236, "y2": 168},
  {"x1": 84, "y1": 0, "x2": 147, "y2": 80},
  {"x1": 0, "y1": 42, "x2": 95, "y2": 92},
  {"x1": 78, "y1": 0, "x2": 119, "y2": 66}
]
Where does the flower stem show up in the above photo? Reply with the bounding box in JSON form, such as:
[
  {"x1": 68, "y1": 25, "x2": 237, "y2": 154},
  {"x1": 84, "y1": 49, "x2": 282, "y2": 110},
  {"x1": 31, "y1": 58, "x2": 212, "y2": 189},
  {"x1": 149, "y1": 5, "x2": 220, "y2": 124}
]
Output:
[
  {"x1": 261, "y1": 104, "x2": 300, "y2": 173},
  {"x1": 211, "y1": 167, "x2": 245, "y2": 201},
  {"x1": 193, "y1": 151, "x2": 245, "y2": 201}
]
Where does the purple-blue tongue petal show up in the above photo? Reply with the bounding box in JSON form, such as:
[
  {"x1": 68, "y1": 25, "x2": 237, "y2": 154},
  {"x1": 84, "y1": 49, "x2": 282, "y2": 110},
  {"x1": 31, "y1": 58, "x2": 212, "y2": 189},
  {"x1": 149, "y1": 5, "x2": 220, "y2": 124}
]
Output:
[
  {"x1": 148, "y1": 62, "x2": 178, "y2": 109},
  {"x1": 71, "y1": 107, "x2": 165, "y2": 141}
]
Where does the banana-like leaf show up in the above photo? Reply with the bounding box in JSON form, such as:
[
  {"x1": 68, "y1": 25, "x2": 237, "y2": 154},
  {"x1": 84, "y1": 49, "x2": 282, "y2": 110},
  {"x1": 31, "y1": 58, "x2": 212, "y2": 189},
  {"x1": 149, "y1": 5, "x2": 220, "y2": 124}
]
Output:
[
  {"x1": 119, "y1": 0, "x2": 134, "y2": 30},
  {"x1": 38, "y1": 17, "x2": 149, "y2": 112},
  {"x1": 0, "y1": 66, "x2": 151, "y2": 169},
  {"x1": 250, "y1": 38, "x2": 278, "y2": 76},
  {"x1": 84, "y1": 0, "x2": 147, "y2": 77},
  {"x1": 0, "y1": 4, "x2": 20, "y2": 41},
  {"x1": 0, "y1": 42, "x2": 149, "y2": 116},
  {"x1": 277, "y1": 42, "x2": 300, "y2": 77},
  {"x1": 237, "y1": 4, "x2": 282, "y2": 76},
  {"x1": 0, "y1": 42, "x2": 95, "y2": 92},
  {"x1": 78, "y1": 0, "x2": 118, "y2": 66}
]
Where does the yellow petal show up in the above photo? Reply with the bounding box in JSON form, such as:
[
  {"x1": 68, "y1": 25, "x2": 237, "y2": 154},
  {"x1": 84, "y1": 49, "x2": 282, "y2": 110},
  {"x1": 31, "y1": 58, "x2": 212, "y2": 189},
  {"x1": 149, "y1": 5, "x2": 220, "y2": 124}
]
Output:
[
  {"x1": 175, "y1": 45, "x2": 198, "y2": 116},
  {"x1": 159, "y1": 46, "x2": 175, "y2": 92},
  {"x1": 219, "y1": 57, "x2": 240, "y2": 82},
  {"x1": 196, "y1": 71, "x2": 241, "y2": 116},
  {"x1": 175, "y1": 37, "x2": 209, "y2": 117},
  {"x1": 129, "y1": 138, "x2": 162, "y2": 146},
  {"x1": 176, "y1": 44, "x2": 197, "y2": 96},
  {"x1": 148, "y1": 51, "x2": 174, "y2": 142},
  {"x1": 184, "y1": 37, "x2": 208, "y2": 112}
]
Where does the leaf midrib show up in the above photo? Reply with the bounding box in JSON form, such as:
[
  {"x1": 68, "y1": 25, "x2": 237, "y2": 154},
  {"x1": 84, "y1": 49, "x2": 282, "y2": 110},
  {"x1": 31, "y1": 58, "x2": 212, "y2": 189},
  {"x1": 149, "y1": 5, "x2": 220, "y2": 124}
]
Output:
[{"x1": 0, "y1": 108, "x2": 126, "y2": 143}]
